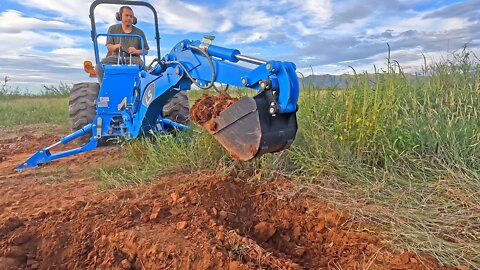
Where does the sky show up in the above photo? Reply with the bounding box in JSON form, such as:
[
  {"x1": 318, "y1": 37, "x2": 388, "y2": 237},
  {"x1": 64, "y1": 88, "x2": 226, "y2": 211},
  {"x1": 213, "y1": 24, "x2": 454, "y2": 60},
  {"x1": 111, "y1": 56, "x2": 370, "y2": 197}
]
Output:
[{"x1": 0, "y1": 0, "x2": 478, "y2": 92}]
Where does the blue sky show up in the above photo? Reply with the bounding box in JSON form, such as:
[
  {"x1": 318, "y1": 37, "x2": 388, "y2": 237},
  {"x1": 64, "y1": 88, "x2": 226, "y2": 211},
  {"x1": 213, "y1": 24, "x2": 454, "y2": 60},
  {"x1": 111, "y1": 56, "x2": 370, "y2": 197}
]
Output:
[{"x1": 0, "y1": 0, "x2": 478, "y2": 92}]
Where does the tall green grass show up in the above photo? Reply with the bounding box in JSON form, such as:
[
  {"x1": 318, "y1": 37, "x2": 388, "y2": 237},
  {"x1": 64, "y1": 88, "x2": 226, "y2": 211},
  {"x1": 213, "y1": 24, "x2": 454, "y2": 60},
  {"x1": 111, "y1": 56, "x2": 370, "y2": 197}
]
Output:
[
  {"x1": 97, "y1": 126, "x2": 292, "y2": 189},
  {"x1": 97, "y1": 49, "x2": 479, "y2": 267},
  {"x1": 291, "y1": 49, "x2": 479, "y2": 267},
  {"x1": 294, "y1": 53, "x2": 479, "y2": 175},
  {"x1": 0, "y1": 96, "x2": 69, "y2": 127}
]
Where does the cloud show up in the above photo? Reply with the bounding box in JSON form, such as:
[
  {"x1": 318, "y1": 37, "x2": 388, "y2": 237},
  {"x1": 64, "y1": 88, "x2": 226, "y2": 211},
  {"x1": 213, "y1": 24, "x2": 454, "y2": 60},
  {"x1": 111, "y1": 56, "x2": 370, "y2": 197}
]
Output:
[
  {"x1": 0, "y1": 28, "x2": 91, "y2": 87},
  {"x1": 150, "y1": 0, "x2": 233, "y2": 33},
  {"x1": 0, "y1": 10, "x2": 75, "y2": 33},
  {"x1": 328, "y1": 0, "x2": 409, "y2": 26},
  {"x1": 0, "y1": 55, "x2": 95, "y2": 87},
  {"x1": 3, "y1": 0, "x2": 480, "y2": 91},
  {"x1": 287, "y1": 0, "x2": 479, "y2": 74},
  {"x1": 221, "y1": 0, "x2": 331, "y2": 42},
  {"x1": 14, "y1": 0, "x2": 131, "y2": 26},
  {"x1": 49, "y1": 48, "x2": 95, "y2": 68},
  {"x1": 13, "y1": 0, "x2": 91, "y2": 23},
  {"x1": 0, "y1": 30, "x2": 78, "y2": 57},
  {"x1": 423, "y1": 1, "x2": 480, "y2": 21}
]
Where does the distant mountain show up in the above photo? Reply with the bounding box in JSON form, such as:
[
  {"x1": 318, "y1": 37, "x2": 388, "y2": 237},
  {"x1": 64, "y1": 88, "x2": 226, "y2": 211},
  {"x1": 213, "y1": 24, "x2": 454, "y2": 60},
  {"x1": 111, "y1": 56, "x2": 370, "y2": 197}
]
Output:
[
  {"x1": 298, "y1": 73, "x2": 426, "y2": 88},
  {"x1": 299, "y1": 74, "x2": 353, "y2": 88}
]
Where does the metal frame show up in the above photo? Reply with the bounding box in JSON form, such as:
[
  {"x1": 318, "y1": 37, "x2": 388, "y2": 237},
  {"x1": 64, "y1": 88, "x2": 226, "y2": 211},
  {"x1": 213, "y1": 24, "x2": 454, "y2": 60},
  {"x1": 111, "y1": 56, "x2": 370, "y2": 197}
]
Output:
[{"x1": 95, "y1": 33, "x2": 146, "y2": 70}]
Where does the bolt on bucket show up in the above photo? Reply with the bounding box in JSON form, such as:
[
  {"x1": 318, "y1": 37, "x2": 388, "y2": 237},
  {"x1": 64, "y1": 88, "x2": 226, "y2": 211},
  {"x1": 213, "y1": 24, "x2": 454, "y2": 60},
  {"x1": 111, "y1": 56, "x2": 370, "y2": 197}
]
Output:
[{"x1": 206, "y1": 91, "x2": 297, "y2": 160}]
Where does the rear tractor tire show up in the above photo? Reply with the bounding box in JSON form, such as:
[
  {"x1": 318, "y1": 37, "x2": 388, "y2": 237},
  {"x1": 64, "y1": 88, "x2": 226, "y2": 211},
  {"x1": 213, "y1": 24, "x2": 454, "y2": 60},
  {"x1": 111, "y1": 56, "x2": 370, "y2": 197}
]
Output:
[
  {"x1": 69, "y1": 85, "x2": 189, "y2": 144},
  {"x1": 68, "y1": 82, "x2": 100, "y2": 146},
  {"x1": 162, "y1": 91, "x2": 190, "y2": 130}
]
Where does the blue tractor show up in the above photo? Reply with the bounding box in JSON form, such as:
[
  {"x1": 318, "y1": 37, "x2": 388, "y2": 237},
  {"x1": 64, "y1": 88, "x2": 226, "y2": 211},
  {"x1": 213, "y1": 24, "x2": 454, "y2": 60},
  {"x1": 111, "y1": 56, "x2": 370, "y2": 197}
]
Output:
[{"x1": 16, "y1": 0, "x2": 299, "y2": 170}]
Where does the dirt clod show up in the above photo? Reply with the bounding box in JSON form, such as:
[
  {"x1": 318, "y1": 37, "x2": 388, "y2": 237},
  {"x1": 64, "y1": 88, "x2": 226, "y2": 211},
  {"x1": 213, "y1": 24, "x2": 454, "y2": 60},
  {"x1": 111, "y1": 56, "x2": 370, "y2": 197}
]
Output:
[
  {"x1": 170, "y1": 192, "x2": 179, "y2": 203},
  {"x1": 176, "y1": 221, "x2": 188, "y2": 230},
  {"x1": 189, "y1": 91, "x2": 237, "y2": 132},
  {"x1": 254, "y1": 221, "x2": 277, "y2": 242},
  {"x1": 120, "y1": 259, "x2": 131, "y2": 269}
]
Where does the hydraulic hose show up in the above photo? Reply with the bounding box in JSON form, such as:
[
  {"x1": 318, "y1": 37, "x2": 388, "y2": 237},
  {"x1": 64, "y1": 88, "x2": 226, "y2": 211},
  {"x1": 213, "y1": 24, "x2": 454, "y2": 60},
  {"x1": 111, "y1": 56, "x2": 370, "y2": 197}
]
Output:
[{"x1": 165, "y1": 44, "x2": 216, "y2": 90}]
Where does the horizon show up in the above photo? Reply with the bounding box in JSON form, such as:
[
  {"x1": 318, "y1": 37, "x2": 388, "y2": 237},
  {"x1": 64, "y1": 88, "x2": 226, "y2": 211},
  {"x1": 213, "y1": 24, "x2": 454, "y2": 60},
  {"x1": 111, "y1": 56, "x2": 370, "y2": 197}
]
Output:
[{"x1": 0, "y1": 0, "x2": 479, "y2": 93}]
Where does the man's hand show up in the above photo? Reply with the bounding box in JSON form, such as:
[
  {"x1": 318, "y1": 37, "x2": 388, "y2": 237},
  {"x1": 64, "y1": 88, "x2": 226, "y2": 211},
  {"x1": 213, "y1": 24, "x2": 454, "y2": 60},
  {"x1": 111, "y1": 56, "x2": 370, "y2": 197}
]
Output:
[
  {"x1": 107, "y1": 43, "x2": 122, "y2": 54},
  {"x1": 128, "y1": 46, "x2": 139, "y2": 55}
]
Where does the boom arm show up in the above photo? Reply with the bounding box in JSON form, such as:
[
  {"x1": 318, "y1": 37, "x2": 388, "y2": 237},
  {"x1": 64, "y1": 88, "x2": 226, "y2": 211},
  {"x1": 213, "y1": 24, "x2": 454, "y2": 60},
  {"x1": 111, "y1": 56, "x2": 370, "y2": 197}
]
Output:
[
  {"x1": 140, "y1": 39, "x2": 299, "y2": 160},
  {"x1": 161, "y1": 39, "x2": 299, "y2": 114}
]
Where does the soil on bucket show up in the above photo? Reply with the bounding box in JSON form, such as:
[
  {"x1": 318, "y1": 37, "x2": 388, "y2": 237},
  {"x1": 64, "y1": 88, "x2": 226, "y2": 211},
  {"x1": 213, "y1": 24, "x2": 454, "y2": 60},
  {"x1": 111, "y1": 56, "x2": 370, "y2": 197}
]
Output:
[{"x1": 189, "y1": 91, "x2": 238, "y2": 132}]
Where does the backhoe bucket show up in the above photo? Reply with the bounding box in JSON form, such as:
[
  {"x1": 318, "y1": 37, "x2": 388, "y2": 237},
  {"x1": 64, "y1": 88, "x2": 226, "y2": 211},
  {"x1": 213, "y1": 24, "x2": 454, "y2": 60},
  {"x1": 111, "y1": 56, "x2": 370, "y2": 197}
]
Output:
[{"x1": 210, "y1": 92, "x2": 297, "y2": 161}]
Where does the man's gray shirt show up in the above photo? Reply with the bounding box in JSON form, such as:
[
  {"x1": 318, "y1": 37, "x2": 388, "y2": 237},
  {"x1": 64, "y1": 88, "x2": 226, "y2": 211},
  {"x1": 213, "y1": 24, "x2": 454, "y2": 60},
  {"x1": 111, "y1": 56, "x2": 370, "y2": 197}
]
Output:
[{"x1": 106, "y1": 24, "x2": 150, "y2": 56}]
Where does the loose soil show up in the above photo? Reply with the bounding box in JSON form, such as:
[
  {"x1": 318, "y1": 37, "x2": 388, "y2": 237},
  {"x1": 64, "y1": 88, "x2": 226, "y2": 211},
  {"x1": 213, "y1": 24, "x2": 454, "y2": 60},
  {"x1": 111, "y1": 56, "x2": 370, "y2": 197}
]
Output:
[
  {"x1": 0, "y1": 125, "x2": 468, "y2": 269},
  {"x1": 189, "y1": 91, "x2": 237, "y2": 132}
]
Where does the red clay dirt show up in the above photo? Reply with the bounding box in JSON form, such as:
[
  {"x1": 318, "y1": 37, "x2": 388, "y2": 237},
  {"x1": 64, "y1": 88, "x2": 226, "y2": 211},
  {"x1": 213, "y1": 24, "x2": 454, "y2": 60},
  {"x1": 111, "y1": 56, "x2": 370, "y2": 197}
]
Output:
[
  {"x1": 0, "y1": 126, "x2": 467, "y2": 269},
  {"x1": 189, "y1": 91, "x2": 237, "y2": 132}
]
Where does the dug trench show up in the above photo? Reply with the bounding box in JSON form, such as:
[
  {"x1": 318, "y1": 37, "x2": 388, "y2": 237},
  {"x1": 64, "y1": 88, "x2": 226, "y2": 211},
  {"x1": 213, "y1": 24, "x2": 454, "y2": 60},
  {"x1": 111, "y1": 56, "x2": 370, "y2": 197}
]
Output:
[
  {"x1": 0, "y1": 97, "x2": 467, "y2": 269},
  {"x1": 0, "y1": 172, "x2": 462, "y2": 270}
]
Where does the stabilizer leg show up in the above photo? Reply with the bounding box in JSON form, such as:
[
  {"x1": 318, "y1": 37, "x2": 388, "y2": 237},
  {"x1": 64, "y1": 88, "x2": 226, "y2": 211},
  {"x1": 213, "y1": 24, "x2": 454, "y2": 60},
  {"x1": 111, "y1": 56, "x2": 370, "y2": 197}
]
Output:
[{"x1": 15, "y1": 124, "x2": 99, "y2": 170}]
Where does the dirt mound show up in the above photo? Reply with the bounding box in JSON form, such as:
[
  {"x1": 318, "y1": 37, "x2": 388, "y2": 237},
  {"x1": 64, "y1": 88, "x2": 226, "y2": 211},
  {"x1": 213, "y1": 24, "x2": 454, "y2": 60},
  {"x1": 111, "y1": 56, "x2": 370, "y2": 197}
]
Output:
[
  {"x1": 0, "y1": 173, "x2": 461, "y2": 270},
  {"x1": 0, "y1": 134, "x2": 60, "y2": 158},
  {"x1": 0, "y1": 128, "x2": 467, "y2": 269},
  {"x1": 189, "y1": 91, "x2": 237, "y2": 132}
]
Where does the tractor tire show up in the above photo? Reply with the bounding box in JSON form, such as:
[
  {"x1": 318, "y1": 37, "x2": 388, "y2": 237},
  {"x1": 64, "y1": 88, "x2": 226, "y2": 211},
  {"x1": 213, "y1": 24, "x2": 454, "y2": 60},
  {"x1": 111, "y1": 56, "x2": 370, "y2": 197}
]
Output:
[
  {"x1": 68, "y1": 82, "x2": 100, "y2": 146},
  {"x1": 162, "y1": 91, "x2": 190, "y2": 127}
]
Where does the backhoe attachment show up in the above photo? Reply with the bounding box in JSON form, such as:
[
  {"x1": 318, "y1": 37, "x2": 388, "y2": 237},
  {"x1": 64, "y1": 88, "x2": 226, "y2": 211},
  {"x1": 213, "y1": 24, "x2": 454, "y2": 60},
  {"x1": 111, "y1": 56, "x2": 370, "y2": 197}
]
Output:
[{"x1": 174, "y1": 40, "x2": 299, "y2": 160}]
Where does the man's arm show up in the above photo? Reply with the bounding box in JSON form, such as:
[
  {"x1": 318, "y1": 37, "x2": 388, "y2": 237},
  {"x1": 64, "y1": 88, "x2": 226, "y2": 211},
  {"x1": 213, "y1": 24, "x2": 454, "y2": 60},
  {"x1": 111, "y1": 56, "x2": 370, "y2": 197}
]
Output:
[
  {"x1": 127, "y1": 47, "x2": 148, "y2": 56},
  {"x1": 126, "y1": 28, "x2": 149, "y2": 56},
  {"x1": 106, "y1": 25, "x2": 122, "y2": 54},
  {"x1": 108, "y1": 43, "x2": 122, "y2": 54}
]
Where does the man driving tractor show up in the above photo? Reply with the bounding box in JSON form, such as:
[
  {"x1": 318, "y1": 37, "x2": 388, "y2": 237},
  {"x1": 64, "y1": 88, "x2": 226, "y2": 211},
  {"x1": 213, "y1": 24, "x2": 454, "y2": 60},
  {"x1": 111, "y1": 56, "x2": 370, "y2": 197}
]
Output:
[{"x1": 96, "y1": 5, "x2": 149, "y2": 82}]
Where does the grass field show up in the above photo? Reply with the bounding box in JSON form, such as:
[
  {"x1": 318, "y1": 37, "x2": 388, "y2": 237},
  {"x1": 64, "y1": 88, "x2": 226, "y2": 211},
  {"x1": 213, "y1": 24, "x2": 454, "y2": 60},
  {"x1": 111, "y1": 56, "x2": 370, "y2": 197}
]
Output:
[
  {"x1": 2, "y1": 50, "x2": 479, "y2": 268},
  {"x1": 0, "y1": 96, "x2": 69, "y2": 127}
]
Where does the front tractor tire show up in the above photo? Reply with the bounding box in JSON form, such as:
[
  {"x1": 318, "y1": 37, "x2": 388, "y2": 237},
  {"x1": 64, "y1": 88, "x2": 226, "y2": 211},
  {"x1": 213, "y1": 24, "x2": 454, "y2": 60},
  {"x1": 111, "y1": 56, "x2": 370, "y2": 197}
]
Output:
[{"x1": 69, "y1": 82, "x2": 100, "y2": 146}]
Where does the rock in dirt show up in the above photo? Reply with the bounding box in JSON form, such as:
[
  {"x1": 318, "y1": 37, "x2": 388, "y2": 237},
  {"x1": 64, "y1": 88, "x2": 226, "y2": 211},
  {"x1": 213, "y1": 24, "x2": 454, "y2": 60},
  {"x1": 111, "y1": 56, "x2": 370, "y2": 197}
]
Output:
[
  {"x1": 218, "y1": 210, "x2": 228, "y2": 220},
  {"x1": 149, "y1": 205, "x2": 162, "y2": 221},
  {"x1": 254, "y1": 221, "x2": 277, "y2": 242},
  {"x1": 120, "y1": 259, "x2": 131, "y2": 269},
  {"x1": 170, "y1": 192, "x2": 179, "y2": 203},
  {"x1": 176, "y1": 221, "x2": 188, "y2": 230}
]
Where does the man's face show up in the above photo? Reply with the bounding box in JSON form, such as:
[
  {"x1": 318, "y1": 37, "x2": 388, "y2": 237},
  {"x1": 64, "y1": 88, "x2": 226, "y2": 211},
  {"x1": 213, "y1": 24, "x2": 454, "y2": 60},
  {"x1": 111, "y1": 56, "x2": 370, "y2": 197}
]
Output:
[{"x1": 121, "y1": 8, "x2": 134, "y2": 26}]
